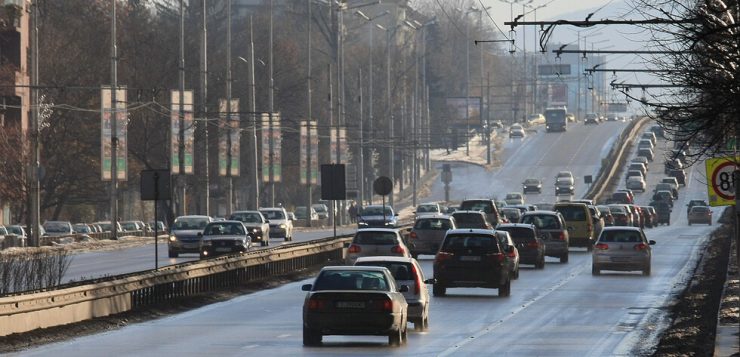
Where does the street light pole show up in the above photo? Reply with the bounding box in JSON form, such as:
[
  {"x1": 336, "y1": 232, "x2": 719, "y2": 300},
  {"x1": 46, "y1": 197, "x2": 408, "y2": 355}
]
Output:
[
  {"x1": 200, "y1": 0, "x2": 210, "y2": 216},
  {"x1": 29, "y1": 0, "x2": 40, "y2": 246},
  {"x1": 249, "y1": 16, "x2": 259, "y2": 209},
  {"x1": 268, "y1": 0, "x2": 275, "y2": 207},
  {"x1": 465, "y1": 10, "x2": 470, "y2": 156},
  {"x1": 110, "y1": 0, "x2": 119, "y2": 240},
  {"x1": 306, "y1": 0, "x2": 313, "y2": 224}
]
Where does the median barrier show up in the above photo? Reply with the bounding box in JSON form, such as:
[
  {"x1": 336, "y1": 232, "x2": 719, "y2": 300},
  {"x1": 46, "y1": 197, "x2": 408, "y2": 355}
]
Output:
[{"x1": 0, "y1": 234, "x2": 353, "y2": 336}]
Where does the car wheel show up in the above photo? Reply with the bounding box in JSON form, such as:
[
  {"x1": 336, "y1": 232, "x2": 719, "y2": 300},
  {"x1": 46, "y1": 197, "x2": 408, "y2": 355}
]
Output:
[
  {"x1": 560, "y1": 253, "x2": 569, "y2": 263},
  {"x1": 303, "y1": 327, "x2": 322, "y2": 346},
  {"x1": 513, "y1": 267, "x2": 520, "y2": 280},
  {"x1": 168, "y1": 250, "x2": 178, "y2": 258},
  {"x1": 592, "y1": 265, "x2": 600, "y2": 275},
  {"x1": 688, "y1": 221, "x2": 692, "y2": 226},
  {"x1": 422, "y1": 314, "x2": 430, "y2": 331},
  {"x1": 389, "y1": 328, "x2": 403, "y2": 346},
  {"x1": 498, "y1": 278, "x2": 511, "y2": 297},
  {"x1": 401, "y1": 324, "x2": 408, "y2": 343},
  {"x1": 643, "y1": 265, "x2": 651, "y2": 276},
  {"x1": 587, "y1": 242, "x2": 593, "y2": 252},
  {"x1": 432, "y1": 284, "x2": 446, "y2": 297},
  {"x1": 536, "y1": 256, "x2": 545, "y2": 269}
]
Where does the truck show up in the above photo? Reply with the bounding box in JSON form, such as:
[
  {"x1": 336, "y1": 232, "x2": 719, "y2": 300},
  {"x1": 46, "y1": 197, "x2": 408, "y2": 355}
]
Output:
[{"x1": 545, "y1": 107, "x2": 568, "y2": 132}]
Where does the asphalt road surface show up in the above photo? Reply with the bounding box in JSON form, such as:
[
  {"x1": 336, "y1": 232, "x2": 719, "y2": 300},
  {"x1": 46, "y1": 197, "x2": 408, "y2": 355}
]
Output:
[{"x1": 16, "y1": 121, "x2": 719, "y2": 356}]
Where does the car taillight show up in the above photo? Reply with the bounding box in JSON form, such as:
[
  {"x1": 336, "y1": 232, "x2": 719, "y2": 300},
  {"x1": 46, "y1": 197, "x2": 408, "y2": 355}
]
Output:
[
  {"x1": 487, "y1": 253, "x2": 506, "y2": 264},
  {"x1": 435, "y1": 251, "x2": 454, "y2": 263},
  {"x1": 381, "y1": 298, "x2": 393, "y2": 312},
  {"x1": 527, "y1": 241, "x2": 540, "y2": 249},
  {"x1": 594, "y1": 243, "x2": 609, "y2": 250},
  {"x1": 391, "y1": 245, "x2": 405, "y2": 254},
  {"x1": 557, "y1": 232, "x2": 566, "y2": 240},
  {"x1": 409, "y1": 231, "x2": 417, "y2": 239},
  {"x1": 410, "y1": 264, "x2": 421, "y2": 295},
  {"x1": 507, "y1": 249, "x2": 517, "y2": 258},
  {"x1": 348, "y1": 244, "x2": 361, "y2": 254},
  {"x1": 634, "y1": 243, "x2": 648, "y2": 251},
  {"x1": 308, "y1": 298, "x2": 327, "y2": 310}
]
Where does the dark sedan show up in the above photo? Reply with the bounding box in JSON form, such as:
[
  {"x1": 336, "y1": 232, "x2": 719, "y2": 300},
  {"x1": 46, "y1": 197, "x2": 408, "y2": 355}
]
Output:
[
  {"x1": 302, "y1": 266, "x2": 409, "y2": 346},
  {"x1": 496, "y1": 223, "x2": 545, "y2": 269},
  {"x1": 522, "y1": 178, "x2": 543, "y2": 194}
]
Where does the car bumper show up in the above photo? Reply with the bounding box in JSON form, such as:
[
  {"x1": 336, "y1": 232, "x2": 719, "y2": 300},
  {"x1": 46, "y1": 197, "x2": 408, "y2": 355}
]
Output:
[
  {"x1": 409, "y1": 241, "x2": 440, "y2": 256},
  {"x1": 544, "y1": 241, "x2": 568, "y2": 256},
  {"x1": 407, "y1": 301, "x2": 424, "y2": 321},
  {"x1": 569, "y1": 236, "x2": 593, "y2": 247},
  {"x1": 434, "y1": 268, "x2": 505, "y2": 288},
  {"x1": 304, "y1": 311, "x2": 404, "y2": 336},
  {"x1": 247, "y1": 232, "x2": 266, "y2": 242},
  {"x1": 518, "y1": 250, "x2": 541, "y2": 264},
  {"x1": 168, "y1": 240, "x2": 201, "y2": 253},
  {"x1": 268, "y1": 227, "x2": 287, "y2": 237},
  {"x1": 593, "y1": 255, "x2": 649, "y2": 271},
  {"x1": 201, "y1": 244, "x2": 248, "y2": 257}
]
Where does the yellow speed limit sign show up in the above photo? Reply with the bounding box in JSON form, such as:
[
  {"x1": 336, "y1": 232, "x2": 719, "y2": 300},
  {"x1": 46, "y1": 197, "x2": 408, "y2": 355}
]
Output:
[{"x1": 705, "y1": 156, "x2": 739, "y2": 206}]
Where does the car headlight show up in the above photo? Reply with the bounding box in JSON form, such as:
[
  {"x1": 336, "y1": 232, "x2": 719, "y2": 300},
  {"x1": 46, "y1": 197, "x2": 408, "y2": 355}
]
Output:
[
  {"x1": 358, "y1": 221, "x2": 368, "y2": 226},
  {"x1": 169, "y1": 235, "x2": 177, "y2": 242},
  {"x1": 279, "y1": 224, "x2": 286, "y2": 229}
]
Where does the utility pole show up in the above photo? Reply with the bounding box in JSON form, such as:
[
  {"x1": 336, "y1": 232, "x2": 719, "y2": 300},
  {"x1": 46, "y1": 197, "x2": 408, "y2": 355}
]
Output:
[
  {"x1": 386, "y1": 26, "x2": 394, "y2": 207},
  {"x1": 249, "y1": 16, "x2": 259, "y2": 209},
  {"x1": 487, "y1": 72, "x2": 491, "y2": 165},
  {"x1": 465, "y1": 11, "x2": 470, "y2": 156},
  {"x1": 306, "y1": 0, "x2": 313, "y2": 224},
  {"x1": 179, "y1": 0, "x2": 186, "y2": 215},
  {"x1": 29, "y1": 0, "x2": 40, "y2": 247},
  {"x1": 268, "y1": 0, "x2": 275, "y2": 207},
  {"x1": 358, "y1": 69, "x2": 364, "y2": 208},
  {"x1": 200, "y1": 0, "x2": 210, "y2": 216},
  {"x1": 226, "y1": 0, "x2": 234, "y2": 213},
  {"x1": 110, "y1": 0, "x2": 119, "y2": 240}
]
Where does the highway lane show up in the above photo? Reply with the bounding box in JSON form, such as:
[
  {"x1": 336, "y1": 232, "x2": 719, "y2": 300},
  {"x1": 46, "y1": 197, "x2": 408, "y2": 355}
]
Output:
[
  {"x1": 62, "y1": 227, "x2": 356, "y2": 283},
  {"x1": 19, "y1": 120, "x2": 712, "y2": 356}
]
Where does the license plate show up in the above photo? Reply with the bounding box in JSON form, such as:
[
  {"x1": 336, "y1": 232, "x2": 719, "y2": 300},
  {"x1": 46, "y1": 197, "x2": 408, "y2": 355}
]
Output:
[
  {"x1": 460, "y1": 256, "x2": 481, "y2": 262},
  {"x1": 610, "y1": 256, "x2": 630, "y2": 262},
  {"x1": 215, "y1": 247, "x2": 232, "y2": 252},
  {"x1": 336, "y1": 301, "x2": 365, "y2": 309}
]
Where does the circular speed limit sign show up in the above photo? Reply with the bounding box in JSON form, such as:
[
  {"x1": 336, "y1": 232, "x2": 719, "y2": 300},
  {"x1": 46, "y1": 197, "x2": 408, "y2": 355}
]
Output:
[{"x1": 706, "y1": 157, "x2": 739, "y2": 206}]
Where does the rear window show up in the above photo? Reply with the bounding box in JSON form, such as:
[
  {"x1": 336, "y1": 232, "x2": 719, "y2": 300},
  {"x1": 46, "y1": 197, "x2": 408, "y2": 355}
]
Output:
[
  {"x1": 459, "y1": 201, "x2": 493, "y2": 213},
  {"x1": 496, "y1": 227, "x2": 535, "y2": 242},
  {"x1": 452, "y1": 213, "x2": 485, "y2": 226},
  {"x1": 313, "y1": 270, "x2": 390, "y2": 291},
  {"x1": 413, "y1": 218, "x2": 452, "y2": 230},
  {"x1": 521, "y1": 214, "x2": 561, "y2": 229},
  {"x1": 691, "y1": 207, "x2": 709, "y2": 213},
  {"x1": 416, "y1": 204, "x2": 439, "y2": 213},
  {"x1": 354, "y1": 262, "x2": 416, "y2": 281},
  {"x1": 554, "y1": 206, "x2": 588, "y2": 221},
  {"x1": 354, "y1": 231, "x2": 398, "y2": 245},
  {"x1": 441, "y1": 234, "x2": 500, "y2": 253},
  {"x1": 598, "y1": 230, "x2": 643, "y2": 243}
]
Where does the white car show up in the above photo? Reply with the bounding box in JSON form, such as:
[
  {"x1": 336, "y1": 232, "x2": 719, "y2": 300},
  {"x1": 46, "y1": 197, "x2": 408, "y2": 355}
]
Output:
[
  {"x1": 259, "y1": 207, "x2": 294, "y2": 242},
  {"x1": 504, "y1": 192, "x2": 524, "y2": 205},
  {"x1": 555, "y1": 171, "x2": 574, "y2": 186},
  {"x1": 626, "y1": 176, "x2": 646, "y2": 192},
  {"x1": 509, "y1": 124, "x2": 525, "y2": 138}
]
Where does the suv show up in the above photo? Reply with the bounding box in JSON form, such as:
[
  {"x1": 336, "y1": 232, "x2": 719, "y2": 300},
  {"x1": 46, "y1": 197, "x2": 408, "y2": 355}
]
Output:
[
  {"x1": 432, "y1": 229, "x2": 512, "y2": 297},
  {"x1": 520, "y1": 211, "x2": 570, "y2": 263},
  {"x1": 229, "y1": 210, "x2": 271, "y2": 246},
  {"x1": 168, "y1": 215, "x2": 213, "y2": 257},
  {"x1": 408, "y1": 215, "x2": 456, "y2": 258},
  {"x1": 259, "y1": 207, "x2": 294, "y2": 241},
  {"x1": 555, "y1": 177, "x2": 575, "y2": 195},
  {"x1": 496, "y1": 223, "x2": 545, "y2": 269},
  {"x1": 553, "y1": 202, "x2": 595, "y2": 250},
  {"x1": 459, "y1": 199, "x2": 503, "y2": 226},
  {"x1": 357, "y1": 205, "x2": 399, "y2": 228},
  {"x1": 686, "y1": 199, "x2": 709, "y2": 215}
]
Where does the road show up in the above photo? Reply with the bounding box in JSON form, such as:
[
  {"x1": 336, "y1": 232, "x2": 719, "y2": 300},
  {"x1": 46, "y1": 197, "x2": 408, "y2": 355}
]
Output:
[{"x1": 14, "y1": 121, "x2": 719, "y2": 356}]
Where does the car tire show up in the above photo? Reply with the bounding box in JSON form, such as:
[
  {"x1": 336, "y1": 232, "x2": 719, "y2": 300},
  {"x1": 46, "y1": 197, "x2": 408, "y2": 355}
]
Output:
[
  {"x1": 389, "y1": 328, "x2": 403, "y2": 346},
  {"x1": 303, "y1": 327, "x2": 322, "y2": 346},
  {"x1": 498, "y1": 278, "x2": 511, "y2": 297},
  {"x1": 432, "y1": 284, "x2": 446, "y2": 297},
  {"x1": 422, "y1": 315, "x2": 430, "y2": 331},
  {"x1": 168, "y1": 250, "x2": 178, "y2": 258},
  {"x1": 513, "y1": 267, "x2": 520, "y2": 279},
  {"x1": 560, "y1": 253, "x2": 569, "y2": 263},
  {"x1": 592, "y1": 265, "x2": 600, "y2": 275},
  {"x1": 401, "y1": 324, "x2": 408, "y2": 343},
  {"x1": 536, "y1": 256, "x2": 545, "y2": 269},
  {"x1": 587, "y1": 242, "x2": 593, "y2": 252},
  {"x1": 643, "y1": 265, "x2": 651, "y2": 276}
]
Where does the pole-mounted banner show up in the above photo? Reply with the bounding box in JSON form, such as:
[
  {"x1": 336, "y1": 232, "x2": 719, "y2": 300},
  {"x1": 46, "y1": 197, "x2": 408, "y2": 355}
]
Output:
[{"x1": 101, "y1": 86, "x2": 127, "y2": 181}]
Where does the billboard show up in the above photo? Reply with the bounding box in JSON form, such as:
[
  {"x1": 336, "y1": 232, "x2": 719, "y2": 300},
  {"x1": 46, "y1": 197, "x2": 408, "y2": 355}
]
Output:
[
  {"x1": 261, "y1": 112, "x2": 282, "y2": 183},
  {"x1": 300, "y1": 121, "x2": 318, "y2": 185},
  {"x1": 445, "y1": 97, "x2": 482, "y2": 128},
  {"x1": 170, "y1": 90, "x2": 194, "y2": 174},
  {"x1": 218, "y1": 99, "x2": 240, "y2": 177},
  {"x1": 101, "y1": 86, "x2": 127, "y2": 181}
]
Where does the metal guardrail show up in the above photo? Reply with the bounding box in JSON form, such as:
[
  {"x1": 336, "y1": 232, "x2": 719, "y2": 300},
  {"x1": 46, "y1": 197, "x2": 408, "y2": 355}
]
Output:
[
  {"x1": 584, "y1": 117, "x2": 650, "y2": 202},
  {"x1": 0, "y1": 234, "x2": 353, "y2": 336}
]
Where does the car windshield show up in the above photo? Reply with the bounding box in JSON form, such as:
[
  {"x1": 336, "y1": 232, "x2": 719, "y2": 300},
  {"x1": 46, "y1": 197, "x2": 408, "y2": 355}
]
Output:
[
  {"x1": 413, "y1": 218, "x2": 452, "y2": 230},
  {"x1": 204, "y1": 222, "x2": 245, "y2": 235},
  {"x1": 521, "y1": 214, "x2": 560, "y2": 229},
  {"x1": 229, "y1": 212, "x2": 263, "y2": 223},
  {"x1": 505, "y1": 193, "x2": 521, "y2": 200},
  {"x1": 441, "y1": 234, "x2": 500, "y2": 253},
  {"x1": 459, "y1": 201, "x2": 493, "y2": 213},
  {"x1": 121, "y1": 222, "x2": 137, "y2": 230},
  {"x1": 7, "y1": 226, "x2": 23, "y2": 235},
  {"x1": 557, "y1": 172, "x2": 572, "y2": 178},
  {"x1": 416, "y1": 204, "x2": 439, "y2": 213},
  {"x1": 361, "y1": 206, "x2": 393, "y2": 216},
  {"x1": 599, "y1": 230, "x2": 642, "y2": 243},
  {"x1": 354, "y1": 231, "x2": 398, "y2": 245},
  {"x1": 524, "y1": 179, "x2": 539, "y2": 185},
  {"x1": 313, "y1": 270, "x2": 389, "y2": 291},
  {"x1": 173, "y1": 217, "x2": 210, "y2": 230},
  {"x1": 355, "y1": 262, "x2": 415, "y2": 281},
  {"x1": 43, "y1": 222, "x2": 70, "y2": 233},
  {"x1": 260, "y1": 210, "x2": 285, "y2": 220}
]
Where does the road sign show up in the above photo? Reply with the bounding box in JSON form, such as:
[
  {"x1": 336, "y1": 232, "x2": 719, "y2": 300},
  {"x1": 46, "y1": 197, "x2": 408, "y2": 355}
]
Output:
[
  {"x1": 373, "y1": 176, "x2": 393, "y2": 196},
  {"x1": 705, "y1": 157, "x2": 739, "y2": 206}
]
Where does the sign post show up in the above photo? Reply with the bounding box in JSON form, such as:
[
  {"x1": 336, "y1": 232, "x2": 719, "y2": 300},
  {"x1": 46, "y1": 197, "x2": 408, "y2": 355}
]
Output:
[{"x1": 141, "y1": 169, "x2": 171, "y2": 269}]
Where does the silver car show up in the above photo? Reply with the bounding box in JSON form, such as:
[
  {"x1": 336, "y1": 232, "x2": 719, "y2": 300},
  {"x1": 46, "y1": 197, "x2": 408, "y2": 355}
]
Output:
[
  {"x1": 626, "y1": 176, "x2": 646, "y2": 192},
  {"x1": 408, "y1": 215, "x2": 456, "y2": 258},
  {"x1": 345, "y1": 228, "x2": 410, "y2": 265},
  {"x1": 520, "y1": 211, "x2": 570, "y2": 263},
  {"x1": 198, "y1": 220, "x2": 252, "y2": 259},
  {"x1": 259, "y1": 207, "x2": 294, "y2": 241},
  {"x1": 354, "y1": 256, "x2": 431, "y2": 331},
  {"x1": 168, "y1": 215, "x2": 213, "y2": 257},
  {"x1": 229, "y1": 210, "x2": 271, "y2": 246},
  {"x1": 592, "y1": 226, "x2": 655, "y2": 276}
]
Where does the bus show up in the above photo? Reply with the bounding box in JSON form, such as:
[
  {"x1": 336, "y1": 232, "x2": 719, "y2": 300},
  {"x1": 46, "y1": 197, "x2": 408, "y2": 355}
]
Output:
[{"x1": 545, "y1": 107, "x2": 568, "y2": 132}]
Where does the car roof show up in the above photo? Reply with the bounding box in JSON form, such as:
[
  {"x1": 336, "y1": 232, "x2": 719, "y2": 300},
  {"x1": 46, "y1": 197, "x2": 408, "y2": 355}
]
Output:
[
  {"x1": 354, "y1": 256, "x2": 416, "y2": 264},
  {"x1": 320, "y1": 265, "x2": 391, "y2": 273},
  {"x1": 522, "y1": 210, "x2": 559, "y2": 216},
  {"x1": 206, "y1": 220, "x2": 243, "y2": 225},
  {"x1": 176, "y1": 215, "x2": 211, "y2": 219},
  {"x1": 356, "y1": 228, "x2": 399, "y2": 233},
  {"x1": 496, "y1": 223, "x2": 535, "y2": 229},
  {"x1": 601, "y1": 226, "x2": 642, "y2": 233},
  {"x1": 446, "y1": 228, "x2": 496, "y2": 235},
  {"x1": 415, "y1": 215, "x2": 452, "y2": 220},
  {"x1": 452, "y1": 210, "x2": 486, "y2": 215}
]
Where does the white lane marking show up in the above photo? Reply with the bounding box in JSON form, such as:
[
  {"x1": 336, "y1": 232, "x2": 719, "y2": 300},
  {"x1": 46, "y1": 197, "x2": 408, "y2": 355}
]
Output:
[
  {"x1": 438, "y1": 262, "x2": 588, "y2": 356},
  {"x1": 240, "y1": 344, "x2": 259, "y2": 350},
  {"x1": 277, "y1": 334, "x2": 291, "y2": 338}
]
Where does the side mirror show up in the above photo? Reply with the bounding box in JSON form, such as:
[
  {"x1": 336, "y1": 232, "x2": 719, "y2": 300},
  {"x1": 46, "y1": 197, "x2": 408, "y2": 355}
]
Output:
[
  {"x1": 398, "y1": 285, "x2": 410, "y2": 293},
  {"x1": 395, "y1": 213, "x2": 399, "y2": 216},
  {"x1": 265, "y1": 220, "x2": 270, "y2": 223},
  {"x1": 197, "y1": 232, "x2": 203, "y2": 237},
  {"x1": 424, "y1": 278, "x2": 437, "y2": 284},
  {"x1": 648, "y1": 240, "x2": 656, "y2": 245},
  {"x1": 301, "y1": 284, "x2": 313, "y2": 291}
]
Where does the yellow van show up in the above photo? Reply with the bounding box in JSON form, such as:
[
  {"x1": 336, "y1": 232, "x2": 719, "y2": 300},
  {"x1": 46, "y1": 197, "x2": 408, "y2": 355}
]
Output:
[{"x1": 553, "y1": 202, "x2": 595, "y2": 250}]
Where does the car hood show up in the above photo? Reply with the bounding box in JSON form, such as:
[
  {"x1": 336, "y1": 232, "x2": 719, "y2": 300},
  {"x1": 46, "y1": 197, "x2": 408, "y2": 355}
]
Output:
[
  {"x1": 172, "y1": 229, "x2": 204, "y2": 237},
  {"x1": 202, "y1": 235, "x2": 246, "y2": 241},
  {"x1": 359, "y1": 215, "x2": 396, "y2": 221},
  {"x1": 241, "y1": 222, "x2": 266, "y2": 228},
  {"x1": 267, "y1": 219, "x2": 287, "y2": 225}
]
